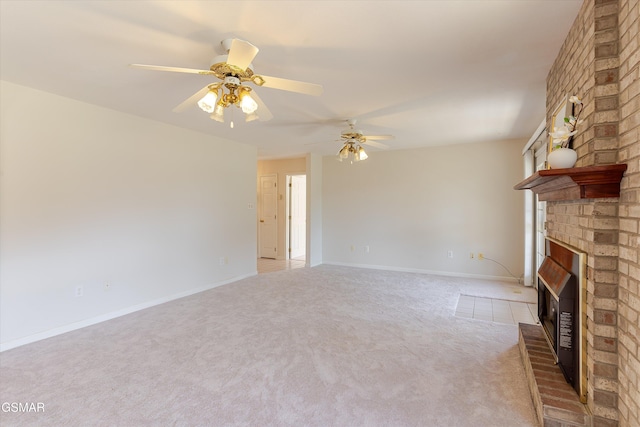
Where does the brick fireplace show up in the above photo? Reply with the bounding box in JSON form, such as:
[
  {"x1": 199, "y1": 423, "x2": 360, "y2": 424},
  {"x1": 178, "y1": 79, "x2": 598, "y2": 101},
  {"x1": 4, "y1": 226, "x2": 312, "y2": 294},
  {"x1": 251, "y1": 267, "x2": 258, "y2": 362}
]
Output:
[{"x1": 517, "y1": 1, "x2": 639, "y2": 426}]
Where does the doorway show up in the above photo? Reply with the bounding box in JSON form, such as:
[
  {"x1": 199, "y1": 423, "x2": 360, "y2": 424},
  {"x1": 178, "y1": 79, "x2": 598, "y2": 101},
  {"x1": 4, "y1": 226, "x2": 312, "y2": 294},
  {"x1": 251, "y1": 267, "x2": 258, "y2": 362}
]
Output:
[{"x1": 286, "y1": 174, "x2": 306, "y2": 261}]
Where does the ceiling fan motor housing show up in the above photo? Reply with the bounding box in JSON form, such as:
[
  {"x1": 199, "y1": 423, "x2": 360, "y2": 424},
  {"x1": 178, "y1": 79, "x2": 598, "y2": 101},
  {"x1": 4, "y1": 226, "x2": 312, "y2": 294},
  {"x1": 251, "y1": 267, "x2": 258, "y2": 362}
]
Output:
[
  {"x1": 223, "y1": 76, "x2": 241, "y2": 86},
  {"x1": 341, "y1": 131, "x2": 365, "y2": 142}
]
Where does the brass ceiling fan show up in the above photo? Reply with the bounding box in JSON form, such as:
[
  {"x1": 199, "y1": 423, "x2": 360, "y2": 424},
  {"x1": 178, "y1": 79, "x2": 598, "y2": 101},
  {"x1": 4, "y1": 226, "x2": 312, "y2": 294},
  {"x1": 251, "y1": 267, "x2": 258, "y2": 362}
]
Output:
[
  {"x1": 131, "y1": 38, "x2": 323, "y2": 125},
  {"x1": 337, "y1": 119, "x2": 394, "y2": 162}
]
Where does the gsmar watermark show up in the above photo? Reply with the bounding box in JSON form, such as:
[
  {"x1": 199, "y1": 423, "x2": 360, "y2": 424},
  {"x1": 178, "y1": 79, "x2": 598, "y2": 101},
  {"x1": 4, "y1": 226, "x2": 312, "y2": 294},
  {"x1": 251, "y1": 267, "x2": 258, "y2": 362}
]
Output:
[{"x1": 2, "y1": 402, "x2": 45, "y2": 413}]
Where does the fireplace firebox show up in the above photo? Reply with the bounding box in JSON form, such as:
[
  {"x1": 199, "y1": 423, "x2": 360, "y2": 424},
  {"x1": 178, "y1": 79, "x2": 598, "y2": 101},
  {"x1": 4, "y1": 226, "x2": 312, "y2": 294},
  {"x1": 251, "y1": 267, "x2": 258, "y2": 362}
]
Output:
[{"x1": 537, "y1": 238, "x2": 587, "y2": 401}]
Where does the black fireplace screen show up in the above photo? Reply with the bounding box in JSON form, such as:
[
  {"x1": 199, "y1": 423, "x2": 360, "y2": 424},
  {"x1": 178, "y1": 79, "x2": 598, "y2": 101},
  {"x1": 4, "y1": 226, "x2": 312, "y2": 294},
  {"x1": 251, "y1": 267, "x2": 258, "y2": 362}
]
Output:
[{"x1": 537, "y1": 239, "x2": 580, "y2": 395}]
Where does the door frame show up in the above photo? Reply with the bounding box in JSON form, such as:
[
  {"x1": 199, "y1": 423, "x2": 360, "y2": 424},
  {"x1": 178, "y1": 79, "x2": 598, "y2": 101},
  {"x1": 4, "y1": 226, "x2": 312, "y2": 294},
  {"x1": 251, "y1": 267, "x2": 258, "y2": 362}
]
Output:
[
  {"x1": 285, "y1": 174, "x2": 306, "y2": 260},
  {"x1": 522, "y1": 120, "x2": 548, "y2": 287}
]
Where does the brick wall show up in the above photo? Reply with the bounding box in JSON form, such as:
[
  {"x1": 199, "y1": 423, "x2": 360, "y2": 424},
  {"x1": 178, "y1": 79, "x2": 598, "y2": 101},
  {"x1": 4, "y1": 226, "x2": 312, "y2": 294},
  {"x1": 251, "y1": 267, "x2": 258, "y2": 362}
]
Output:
[
  {"x1": 545, "y1": 1, "x2": 640, "y2": 426},
  {"x1": 616, "y1": 0, "x2": 639, "y2": 426},
  {"x1": 547, "y1": 198, "x2": 621, "y2": 425}
]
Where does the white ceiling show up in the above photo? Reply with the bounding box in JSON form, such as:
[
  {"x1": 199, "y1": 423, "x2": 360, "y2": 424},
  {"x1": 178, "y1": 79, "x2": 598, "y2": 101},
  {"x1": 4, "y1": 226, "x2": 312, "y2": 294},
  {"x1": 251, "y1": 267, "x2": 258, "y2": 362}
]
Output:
[{"x1": 0, "y1": 0, "x2": 582, "y2": 159}]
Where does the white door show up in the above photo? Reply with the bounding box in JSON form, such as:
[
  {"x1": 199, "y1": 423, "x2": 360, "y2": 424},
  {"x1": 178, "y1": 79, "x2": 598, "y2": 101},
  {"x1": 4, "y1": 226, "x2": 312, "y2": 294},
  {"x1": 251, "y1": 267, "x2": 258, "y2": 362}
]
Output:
[
  {"x1": 259, "y1": 174, "x2": 277, "y2": 259},
  {"x1": 289, "y1": 175, "x2": 306, "y2": 260}
]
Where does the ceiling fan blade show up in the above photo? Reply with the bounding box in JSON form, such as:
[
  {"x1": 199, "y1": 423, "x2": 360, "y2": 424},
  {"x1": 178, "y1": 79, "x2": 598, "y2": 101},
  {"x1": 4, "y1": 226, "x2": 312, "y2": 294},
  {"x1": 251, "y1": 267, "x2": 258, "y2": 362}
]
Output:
[
  {"x1": 304, "y1": 137, "x2": 343, "y2": 146},
  {"x1": 130, "y1": 64, "x2": 214, "y2": 75},
  {"x1": 257, "y1": 75, "x2": 323, "y2": 96},
  {"x1": 249, "y1": 90, "x2": 273, "y2": 122},
  {"x1": 172, "y1": 84, "x2": 219, "y2": 113},
  {"x1": 363, "y1": 140, "x2": 389, "y2": 149},
  {"x1": 363, "y1": 134, "x2": 395, "y2": 140},
  {"x1": 226, "y1": 39, "x2": 259, "y2": 71}
]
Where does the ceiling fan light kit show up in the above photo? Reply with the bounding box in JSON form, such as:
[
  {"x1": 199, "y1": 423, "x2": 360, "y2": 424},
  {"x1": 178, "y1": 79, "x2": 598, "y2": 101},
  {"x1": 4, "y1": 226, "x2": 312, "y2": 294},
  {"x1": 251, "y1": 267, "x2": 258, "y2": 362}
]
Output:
[
  {"x1": 337, "y1": 140, "x2": 368, "y2": 163},
  {"x1": 198, "y1": 78, "x2": 259, "y2": 124}
]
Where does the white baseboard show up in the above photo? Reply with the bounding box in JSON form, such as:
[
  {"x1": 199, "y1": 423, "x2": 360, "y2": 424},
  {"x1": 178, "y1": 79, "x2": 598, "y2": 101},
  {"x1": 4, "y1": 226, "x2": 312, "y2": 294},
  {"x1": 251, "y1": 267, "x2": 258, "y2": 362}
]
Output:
[
  {"x1": 0, "y1": 272, "x2": 256, "y2": 352},
  {"x1": 323, "y1": 261, "x2": 518, "y2": 283}
]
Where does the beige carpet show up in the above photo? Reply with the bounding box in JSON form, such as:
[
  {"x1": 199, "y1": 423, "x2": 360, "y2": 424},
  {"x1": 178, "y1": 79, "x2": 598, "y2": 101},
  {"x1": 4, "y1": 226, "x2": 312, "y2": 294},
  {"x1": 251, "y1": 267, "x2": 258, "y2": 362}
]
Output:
[{"x1": 1, "y1": 265, "x2": 538, "y2": 426}]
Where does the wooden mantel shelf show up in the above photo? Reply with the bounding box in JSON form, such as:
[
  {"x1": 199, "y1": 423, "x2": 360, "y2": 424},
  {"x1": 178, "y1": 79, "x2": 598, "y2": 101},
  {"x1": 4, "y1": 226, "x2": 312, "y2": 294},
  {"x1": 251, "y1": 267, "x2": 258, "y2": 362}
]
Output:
[{"x1": 514, "y1": 164, "x2": 627, "y2": 201}]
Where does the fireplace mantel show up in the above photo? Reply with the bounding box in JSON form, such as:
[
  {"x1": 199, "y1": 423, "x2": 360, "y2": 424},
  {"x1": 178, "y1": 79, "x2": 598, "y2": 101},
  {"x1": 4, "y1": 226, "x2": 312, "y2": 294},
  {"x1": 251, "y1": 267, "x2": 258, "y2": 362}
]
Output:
[{"x1": 514, "y1": 164, "x2": 627, "y2": 202}]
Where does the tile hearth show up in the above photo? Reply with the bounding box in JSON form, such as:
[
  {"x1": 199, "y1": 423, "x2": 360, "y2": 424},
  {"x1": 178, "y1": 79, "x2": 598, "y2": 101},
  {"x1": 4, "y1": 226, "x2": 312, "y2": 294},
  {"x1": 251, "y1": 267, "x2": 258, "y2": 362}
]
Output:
[{"x1": 455, "y1": 295, "x2": 538, "y2": 326}]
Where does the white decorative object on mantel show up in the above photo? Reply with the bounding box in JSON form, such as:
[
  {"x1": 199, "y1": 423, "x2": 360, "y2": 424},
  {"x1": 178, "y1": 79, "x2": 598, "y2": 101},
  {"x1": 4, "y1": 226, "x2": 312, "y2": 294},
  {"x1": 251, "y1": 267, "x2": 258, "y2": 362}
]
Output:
[
  {"x1": 547, "y1": 94, "x2": 584, "y2": 169},
  {"x1": 549, "y1": 95, "x2": 584, "y2": 150},
  {"x1": 547, "y1": 147, "x2": 578, "y2": 169}
]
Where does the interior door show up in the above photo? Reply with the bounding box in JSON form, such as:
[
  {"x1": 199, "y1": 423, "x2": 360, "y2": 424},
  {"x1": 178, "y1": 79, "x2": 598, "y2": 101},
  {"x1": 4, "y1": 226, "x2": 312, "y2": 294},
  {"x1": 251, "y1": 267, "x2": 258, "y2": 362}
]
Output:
[
  {"x1": 289, "y1": 175, "x2": 306, "y2": 260},
  {"x1": 259, "y1": 174, "x2": 277, "y2": 259}
]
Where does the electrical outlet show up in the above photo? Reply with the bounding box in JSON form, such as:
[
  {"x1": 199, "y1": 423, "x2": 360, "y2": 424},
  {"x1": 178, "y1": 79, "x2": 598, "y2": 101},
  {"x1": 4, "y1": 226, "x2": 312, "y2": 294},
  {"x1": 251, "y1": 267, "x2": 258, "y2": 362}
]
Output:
[
  {"x1": 470, "y1": 253, "x2": 475, "y2": 259},
  {"x1": 447, "y1": 250, "x2": 454, "y2": 259},
  {"x1": 478, "y1": 253, "x2": 484, "y2": 260},
  {"x1": 75, "y1": 286, "x2": 83, "y2": 297}
]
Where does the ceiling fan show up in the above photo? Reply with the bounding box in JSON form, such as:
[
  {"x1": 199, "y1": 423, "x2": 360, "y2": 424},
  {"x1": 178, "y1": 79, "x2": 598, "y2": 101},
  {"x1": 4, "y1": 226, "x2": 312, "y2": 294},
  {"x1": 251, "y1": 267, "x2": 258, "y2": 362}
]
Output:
[
  {"x1": 337, "y1": 119, "x2": 394, "y2": 162},
  {"x1": 130, "y1": 38, "x2": 323, "y2": 125}
]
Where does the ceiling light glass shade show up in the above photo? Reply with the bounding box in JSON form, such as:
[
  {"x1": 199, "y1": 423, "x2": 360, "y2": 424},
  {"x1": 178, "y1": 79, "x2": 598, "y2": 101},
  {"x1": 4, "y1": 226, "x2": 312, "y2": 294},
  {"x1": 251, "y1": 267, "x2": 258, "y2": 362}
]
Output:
[
  {"x1": 358, "y1": 146, "x2": 368, "y2": 161},
  {"x1": 210, "y1": 103, "x2": 225, "y2": 122},
  {"x1": 339, "y1": 145, "x2": 350, "y2": 159},
  {"x1": 245, "y1": 112, "x2": 259, "y2": 122},
  {"x1": 239, "y1": 92, "x2": 258, "y2": 114},
  {"x1": 197, "y1": 90, "x2": 218, "y2": 113}
]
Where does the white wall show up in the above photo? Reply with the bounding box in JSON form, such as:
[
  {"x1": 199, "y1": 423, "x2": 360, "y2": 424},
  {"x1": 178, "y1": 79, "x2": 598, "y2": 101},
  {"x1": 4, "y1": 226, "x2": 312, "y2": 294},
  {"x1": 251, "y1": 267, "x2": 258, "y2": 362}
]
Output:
[
  {"x1": 322, "y1": 140, "x2": 525, "y2": 281},
  {"x1": 306, "y1": 154, "x2": 323, "y2": 267},
  {"x1": 0, "y1": 81, "x2": 257, "y2": 350}
]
